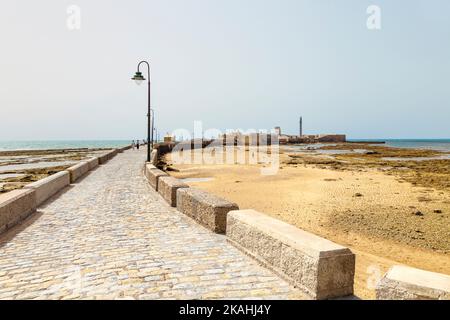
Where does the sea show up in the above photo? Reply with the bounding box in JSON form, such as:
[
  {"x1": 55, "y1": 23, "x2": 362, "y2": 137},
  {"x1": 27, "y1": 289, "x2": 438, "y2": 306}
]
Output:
[
  {"x1": 348, "y1": 139, "x2": 450, "y2": 152},
  {"x1": 0, "y1": 140, "x2": 131, "y2": 151},
  {"x1": 0, "y1": 139, "x2": 449, "y2": 152}
]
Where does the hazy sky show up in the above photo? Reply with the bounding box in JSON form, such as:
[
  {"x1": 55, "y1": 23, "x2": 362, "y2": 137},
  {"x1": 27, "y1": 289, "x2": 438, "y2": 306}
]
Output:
[{"x1": 1, "y1": 0, "x2": 449, "y2": 140}]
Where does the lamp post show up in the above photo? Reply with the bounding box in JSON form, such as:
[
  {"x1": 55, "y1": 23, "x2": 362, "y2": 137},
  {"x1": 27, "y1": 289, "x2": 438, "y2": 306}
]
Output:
[
  {"x1": 131, "y1": 60, "x2": 152, "y2": 162},
  {"x1": 150, "y1": 108, "x2": 155, "y2": 147}
]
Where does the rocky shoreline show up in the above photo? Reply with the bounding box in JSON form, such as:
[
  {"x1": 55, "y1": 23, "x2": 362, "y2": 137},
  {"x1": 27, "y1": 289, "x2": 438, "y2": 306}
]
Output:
[{"x1": 0, "y1": 148, "x2": 115, "y2": 193}]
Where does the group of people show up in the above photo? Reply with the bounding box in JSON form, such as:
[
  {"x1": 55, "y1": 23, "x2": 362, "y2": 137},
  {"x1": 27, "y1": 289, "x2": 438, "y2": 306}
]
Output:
[{"x1": 131, "y1": 139, "x2": 146, "y2": 150}]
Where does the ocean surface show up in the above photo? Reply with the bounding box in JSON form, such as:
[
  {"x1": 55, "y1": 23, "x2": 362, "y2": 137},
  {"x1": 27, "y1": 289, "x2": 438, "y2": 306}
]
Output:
[
  {"x1": 348, "y1": 139, "x2": 450, "y2": 152},
  {"x1": 0, "y1": 139, "x2": 449, "y2": 152},
  {"x1": 0, "y1": 140, "x2": 130, "y2": 151}
]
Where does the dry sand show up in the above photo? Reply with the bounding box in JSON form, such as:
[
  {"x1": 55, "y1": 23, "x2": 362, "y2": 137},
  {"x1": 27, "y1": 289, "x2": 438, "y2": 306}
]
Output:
[{"x1": 164, "y1": 145, "x2": 450, "y2": 300}]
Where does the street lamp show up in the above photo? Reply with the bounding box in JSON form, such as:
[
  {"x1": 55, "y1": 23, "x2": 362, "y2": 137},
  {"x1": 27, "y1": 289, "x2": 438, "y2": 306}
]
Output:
[
  {"x1": 131, "y1": 60, "x2": 152, "y2": 162},
  {"x1": 150, "y1": 108, "x2": 155, "y2": 147}
]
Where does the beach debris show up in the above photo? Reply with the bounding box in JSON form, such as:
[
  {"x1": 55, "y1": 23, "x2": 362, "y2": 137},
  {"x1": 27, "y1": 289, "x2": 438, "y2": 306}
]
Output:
[
  {"x1": 412, "y1": 211, "x2": 424, "y2": 216},
  {"x1": 353, "y1": 193, "x2": 363, "y2": 197},
  {"x1": 433, "y1": 209, "x2": 442, "y2": 213},
  {"x1": 234, "y1": 180, "x2": 242, "y2": 183}
]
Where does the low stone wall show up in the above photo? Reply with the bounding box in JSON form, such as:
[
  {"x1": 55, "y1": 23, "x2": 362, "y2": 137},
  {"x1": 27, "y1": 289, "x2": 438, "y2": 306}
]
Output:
[
  {"x1": 150, "y1": 149, "x2": 158, "y2": 166},
  {"x1": 118, "y1": 145, "x2": 132, "y2": 153},
  {"x1": 98, "y1": 149, "x2": 118, "y2": 164},
  {"x1": 145, "y1": 164, "x2": 168, "y2": 191},
  {"x1": 227, "y1": 209, "x2": 355, "y2": 300},
  {"x1": 98, "y1": 153, "x2": 109, "y2": 164},
  {"x1": 86, "y1": 157, "x2": 99, "y2": 170},
  {"x1": 376, "y1": 265, "x2": 450, "y2": 300},
  {"x1": 67, "y1": 161, "x2": 90, "y2": 183},
  {"x1": 176, "y1": 188, "x2": 239, "y2": 234},
  {"x1": 158, "y1": 176, "x2": 188, "y2": 207},
  {"x1": 106, "y1": 149, "x2": 118, "y2": 160},
  {"x1": 0, "y1": 189, "x2": 36, "y2": 234},
  {"x1": 24, "y1": 171, "x2": 70, "y2": 206}
]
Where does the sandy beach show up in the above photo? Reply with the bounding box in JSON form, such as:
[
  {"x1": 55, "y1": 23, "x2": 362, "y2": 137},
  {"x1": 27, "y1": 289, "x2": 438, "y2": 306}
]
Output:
[{"x1": 163, "y1": 143, "x2": 450, "y2": 299}]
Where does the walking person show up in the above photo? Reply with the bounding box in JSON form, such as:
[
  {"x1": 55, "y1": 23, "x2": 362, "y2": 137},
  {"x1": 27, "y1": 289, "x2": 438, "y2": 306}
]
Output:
[
  {"x1": 136, "y1": 140, "x2": 140, "y2": 150},
  {"x1": 131, "y1": 140, "x2": 136, "y2": 150}
]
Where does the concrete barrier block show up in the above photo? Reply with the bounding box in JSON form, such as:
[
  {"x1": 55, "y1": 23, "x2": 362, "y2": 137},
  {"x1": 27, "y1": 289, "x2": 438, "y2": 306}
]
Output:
[
  {"x1": 145, "y1": 166, "x2": 168, "y2": 191},
  {"x1": 0, "y1": 189, "x2": 36, "y2": 233},
  {"x1": 24, "y1": 171, "x2": 70, "y2": 206},
  {"x1": 158, "y1": 176, "x2": 189, "y2": 207},
  {"x1": 97, "y1": 149, "x2": 117, "y2": 164},
  {"x1": 227, "y1": 209, "x2": 355, "y2": 299},
  {"x1": 376, "y1": 265, "x2": 450, "y2": 300},
  {"x1": 98, "y1": 153, "x2": 109, "y2": 164},
  {"x1": 176, "y1": 188, "x2": 238, "y2": 234},
  {"x1": 106, "y1": 149, "x2": 117, "y2": 160},
  {"x1": 151, "y1": 149, "x2": 158, "y2": 165},
  {"x1": 86, "y1": 157, "x2": 99, "y2": 170},
  {"x1": 118, "y1": 146, "x2": 130, "y2": 153},
  {"x1": 67, "y1": 161, "x2": 90, "y2": 183}
]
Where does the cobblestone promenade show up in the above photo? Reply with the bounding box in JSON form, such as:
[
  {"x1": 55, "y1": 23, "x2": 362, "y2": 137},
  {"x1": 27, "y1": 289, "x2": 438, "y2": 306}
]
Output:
[{"x1": 0, "y1": 149, "x2": 303, "y2": 299}]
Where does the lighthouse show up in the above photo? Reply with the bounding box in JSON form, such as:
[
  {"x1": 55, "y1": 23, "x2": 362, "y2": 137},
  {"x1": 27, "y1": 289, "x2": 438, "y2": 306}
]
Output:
[{"x1": 299, "y1": 116, "x2": 303, "y2": 137}]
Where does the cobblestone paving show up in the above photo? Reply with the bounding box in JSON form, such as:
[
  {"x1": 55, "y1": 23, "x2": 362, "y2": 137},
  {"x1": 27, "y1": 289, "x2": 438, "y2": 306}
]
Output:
[{"x1": 0, "y1": 149, "x2": 304, "y2": 300}]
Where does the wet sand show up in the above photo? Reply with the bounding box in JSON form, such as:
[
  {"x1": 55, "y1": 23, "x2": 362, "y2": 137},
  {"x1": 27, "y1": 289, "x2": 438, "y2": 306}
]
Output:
[{"x1": 164, "y1": 144, "x2": 450, "y2": 299}]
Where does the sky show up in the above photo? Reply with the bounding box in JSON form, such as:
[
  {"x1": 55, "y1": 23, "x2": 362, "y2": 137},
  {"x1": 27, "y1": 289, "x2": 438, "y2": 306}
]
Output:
[{"x1": 0, "y1": 0, "x2": 449, "y2": 140}]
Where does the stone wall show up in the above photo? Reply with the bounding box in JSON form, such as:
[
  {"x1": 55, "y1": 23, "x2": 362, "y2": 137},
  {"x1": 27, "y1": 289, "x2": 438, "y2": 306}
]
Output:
[
  {"x1": 98, "y1": 153, "x2": 109, "y2": 164},
  {"x1": 67, "y1": 161, "x2": 90, "y2": 183},
  {"x1": 376, "y1": 265, "x2": 450, "y2": 300},
  {"x1": 98, "y1": 148, "x2": 119, "y2": 165},
  {"x1": 176, "y1": 188, "x2": 239, "y2": 234},
  {"x1": 119, "y1": 145, "x2": 132, "y2": 153},
  {"x1": 86, "y1": 157, "x2": 99, "y2": 170},
  {"x1": 24, "y1": 171, "x2": 70, "y2": 206},
  {"x1": 227, "y1": 209, "x2": 355, "y2": 299},
  {"x1": 0, "y1": 189, "x2": 36, "y2": 234},
  {"x1": 145, "y1": 166, "x2": 168, "y2": 191},
  {"x1": 157, "y1": 176, "x2": 188, "y2": 207}
]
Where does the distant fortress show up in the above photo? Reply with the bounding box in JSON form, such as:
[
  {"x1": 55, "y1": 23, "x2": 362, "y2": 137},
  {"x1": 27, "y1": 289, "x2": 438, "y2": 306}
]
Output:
[
  {"x1": 164, "y1": 117, "x2": 346, "y2": 145},
  {"x1": 274, "y1": 126, "x2": 346, "y2": 144},
  {"x1": 214, "y1": 127, "x2": 346, "y2": 146}
]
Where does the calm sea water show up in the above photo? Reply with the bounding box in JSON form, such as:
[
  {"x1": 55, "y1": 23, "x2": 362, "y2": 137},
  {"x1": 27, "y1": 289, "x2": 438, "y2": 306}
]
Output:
[
  {"x1": 1, "y1": 139, "x2": 449, "y2": 152},
  {"x1": 0, "y1": 140, "x2": 130, "y2": 151},
  {"x1": 349, "y1": 139, "x2": 450, "y2": 152}
]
